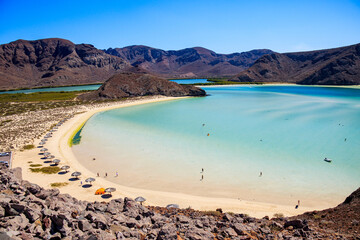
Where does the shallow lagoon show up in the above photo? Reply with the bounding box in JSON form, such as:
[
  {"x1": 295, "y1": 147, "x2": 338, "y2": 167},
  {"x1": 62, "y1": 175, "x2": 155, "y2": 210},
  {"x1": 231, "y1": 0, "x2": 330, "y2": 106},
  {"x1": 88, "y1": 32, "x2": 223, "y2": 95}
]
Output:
[{"x1": 73, "y1": 85, "x2": 360, "y2": 208}]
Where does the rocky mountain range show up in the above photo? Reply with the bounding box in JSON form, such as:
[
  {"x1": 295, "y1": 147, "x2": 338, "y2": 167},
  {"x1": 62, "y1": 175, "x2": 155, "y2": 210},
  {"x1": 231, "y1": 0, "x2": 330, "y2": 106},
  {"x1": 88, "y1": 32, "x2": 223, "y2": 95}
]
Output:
[
  {"x1": 0, "y1": 38, "x2": 131, "y2": 90},
  {"x1": 105, "y1": 45, "x2": 273, "y2": 79},
  {"x1": 78, "y1": 71, "x2": 206, "y2": 101},
  {"x1": 0, "y1": 38, "x2": 272, "y2": 90},
  {"x1": 229, "y1": 43, "x2": 360, "y2": 85}
]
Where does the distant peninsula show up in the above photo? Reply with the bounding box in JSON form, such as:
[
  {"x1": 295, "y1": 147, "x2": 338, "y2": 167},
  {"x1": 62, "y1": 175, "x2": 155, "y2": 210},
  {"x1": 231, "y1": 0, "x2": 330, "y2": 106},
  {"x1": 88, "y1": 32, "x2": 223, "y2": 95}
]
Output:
[{"x1": 78, "y1": 71, "x2": 206, "y2": 100}]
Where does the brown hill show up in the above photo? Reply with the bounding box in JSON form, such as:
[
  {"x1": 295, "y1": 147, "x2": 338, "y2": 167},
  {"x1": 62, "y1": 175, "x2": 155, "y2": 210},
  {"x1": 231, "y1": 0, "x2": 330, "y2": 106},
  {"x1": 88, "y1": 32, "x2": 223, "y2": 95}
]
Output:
[
  {"x1": 292, "y1": 187, "x2": 360, "y2": 236},
  {"x1": 105, "y1": 46, "x2": 273, "y2": 78},
  {"x1": 229, "y1": 43, "x2": 360, "y2": 85},
  {"x1": 0, "y1": 38, "x2": 130, "y2": 90},
  {"x1": 78, "y1": 72, "x2": 206, "y2": 100}
]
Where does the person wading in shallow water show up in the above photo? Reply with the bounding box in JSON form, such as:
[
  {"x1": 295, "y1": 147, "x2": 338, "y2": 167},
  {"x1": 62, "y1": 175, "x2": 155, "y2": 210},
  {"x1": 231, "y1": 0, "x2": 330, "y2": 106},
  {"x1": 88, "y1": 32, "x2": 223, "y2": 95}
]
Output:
[{"x1": 295, "y1": 200, "x2": 300, "y2": 209}]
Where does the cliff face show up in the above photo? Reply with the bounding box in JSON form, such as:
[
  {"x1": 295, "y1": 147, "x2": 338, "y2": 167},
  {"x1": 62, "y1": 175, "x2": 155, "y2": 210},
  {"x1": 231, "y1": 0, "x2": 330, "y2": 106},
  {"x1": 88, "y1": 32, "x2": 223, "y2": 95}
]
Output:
[
  {"x1": 78, "y1": 72, "x2": 206, "y2": 100},
  {"x1": 0, "y1": 38, "x2": 130, "y2": 90},
  {"x1": 105, "y1": 46, "x2": 273, "y2": 78},
  {"x1": 229, "y1": 43, "x2": 360, "y2": 85}
]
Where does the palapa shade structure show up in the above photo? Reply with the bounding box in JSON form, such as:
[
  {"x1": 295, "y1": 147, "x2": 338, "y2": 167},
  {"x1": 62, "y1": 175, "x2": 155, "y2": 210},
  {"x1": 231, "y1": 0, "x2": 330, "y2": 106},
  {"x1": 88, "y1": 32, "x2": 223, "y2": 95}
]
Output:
[
  {"x1": 71, "y1": 171, "x2": 81, "y2": 179},
  {"x1": 166, "y1": 204, "x2": 179, "y2": 209},
  {"x1": 52, "y1": 159, "x2": 60, "y2": 165},
  {"x1": 61, "y1": 165, "x2": 70, "y2": 172},
  {"x1": 85, "y1": 177, "x2": 95, "y2": 186},
  {"x1": 105, "y1": 187, "x2": 116, "y2": 196},
  {"x1": 135, "y1": 196, "x2": 146, "y2": 205}
]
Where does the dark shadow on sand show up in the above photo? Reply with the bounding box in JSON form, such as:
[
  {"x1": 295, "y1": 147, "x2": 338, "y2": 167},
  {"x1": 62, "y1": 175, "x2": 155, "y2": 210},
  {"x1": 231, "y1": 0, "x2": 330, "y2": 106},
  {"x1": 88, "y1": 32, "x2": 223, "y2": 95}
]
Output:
[
  {"x1": 82, "y1": 184, "x2": 92, "y2": 188},
  {"x1": 58, "y1": 171, "x2": 68, "y2": 175},
  {"x1": 101, "y1": 194, "x2": 112, "y2": 199},
  {"x1": 43, "y1": 160, "x2": 52, "y2": 163},
  {"x1": 69, "y1": 177, "x2": 80, "y2": 181}
]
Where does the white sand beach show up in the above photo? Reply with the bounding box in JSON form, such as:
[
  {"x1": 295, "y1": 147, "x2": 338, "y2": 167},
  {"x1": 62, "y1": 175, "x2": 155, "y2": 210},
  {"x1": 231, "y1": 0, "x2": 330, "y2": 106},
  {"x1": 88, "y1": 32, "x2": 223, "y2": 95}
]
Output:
[{"x1": 13, "y1": 95, "x2": 317, "y2": 218}]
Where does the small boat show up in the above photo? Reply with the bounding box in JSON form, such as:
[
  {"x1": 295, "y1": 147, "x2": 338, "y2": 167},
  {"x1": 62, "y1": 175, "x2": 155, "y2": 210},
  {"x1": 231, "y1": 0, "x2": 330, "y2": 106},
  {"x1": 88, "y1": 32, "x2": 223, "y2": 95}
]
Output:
[{"x1": 324, "y1": 157, "x2": 332, "y2": 163}]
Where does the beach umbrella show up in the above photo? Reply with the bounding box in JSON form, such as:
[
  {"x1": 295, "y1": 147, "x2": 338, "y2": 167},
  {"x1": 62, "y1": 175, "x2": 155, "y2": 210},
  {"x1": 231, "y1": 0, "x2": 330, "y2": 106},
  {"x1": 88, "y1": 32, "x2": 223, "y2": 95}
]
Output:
[
  {"x1": 52, "y1": 159, "x2": 60, "y2": 165},
  {"x1": 41, "y1": 138, "x2": 48, "y2": 142},
  {"x1": 105, "y1": 187, "x2": 116, "y2": 196},
  {"x1": 48, "y1": 155, "x2": 55, "y2": 159},
  {"x1": 71, "y1": 172, "x2": 81, "y2": 179},
  {"x1": 95, "y1": 188, "x2": 105, "y2": 195},
  {"x1": 43, "y1": 152, "x2": 50, "y2": 156},
  {"x1": 61, "y1": 165, "x2": 70, "y2": 172},
  {"x1": 39, "y1": 141, "x2": 46, "y2": 146},
  {"x1": 85, "y1": 177, "x2": 95, "y2": 185},
  {"x1": 40, "y1": 148, "x2": 48, "y2": 152},
  {"x1": 166, "y1": 204, "x2": 179, "y2": 209},
  {"x1": 135, "y1": 196, "x2": 146, "y2": 205}
]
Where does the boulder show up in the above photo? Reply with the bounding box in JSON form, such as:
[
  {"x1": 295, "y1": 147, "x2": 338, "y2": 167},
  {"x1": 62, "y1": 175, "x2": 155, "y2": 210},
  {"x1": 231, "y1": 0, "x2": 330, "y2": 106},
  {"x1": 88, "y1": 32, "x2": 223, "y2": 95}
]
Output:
[{"x1": 157, "y1": 223, "x2": 177, "y2": 240}]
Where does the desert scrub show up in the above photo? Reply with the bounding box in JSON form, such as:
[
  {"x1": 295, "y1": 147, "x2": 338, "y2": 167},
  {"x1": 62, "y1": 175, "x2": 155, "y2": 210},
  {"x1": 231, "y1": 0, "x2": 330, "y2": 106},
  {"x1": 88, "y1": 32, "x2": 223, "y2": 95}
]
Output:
[
  {"x1": 273, "y1": 213, "x2": 284, "y2": 218},
  {"x1": 29, "y1": 164, "x2": 42, "y2": 167},
  {"x1": 202, "y1": 210, "x2": 222, "y2": 217},
  {"x1": 30, "y1": 166, "x2": 60, "y2": 174},
  {"x1": 23, "y1": 144, "x2": 35, "y2": 150},
  {"x1": 50, "y1": 182, "x2": 69, "y2": 188}
]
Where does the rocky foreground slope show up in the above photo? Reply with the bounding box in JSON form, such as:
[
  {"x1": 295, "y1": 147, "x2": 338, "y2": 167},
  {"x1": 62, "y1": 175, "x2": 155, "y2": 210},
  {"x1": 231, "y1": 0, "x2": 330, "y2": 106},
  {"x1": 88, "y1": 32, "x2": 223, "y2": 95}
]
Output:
[
  {"x1": 229, "y1": 43, "x2": 360, "y2": 85},
  {"x1": 78, "y1": 71, "x2": 206, "y2": 100},
  {"x1": 1, "y1": 165, "x2": 359, "y2": 239}
]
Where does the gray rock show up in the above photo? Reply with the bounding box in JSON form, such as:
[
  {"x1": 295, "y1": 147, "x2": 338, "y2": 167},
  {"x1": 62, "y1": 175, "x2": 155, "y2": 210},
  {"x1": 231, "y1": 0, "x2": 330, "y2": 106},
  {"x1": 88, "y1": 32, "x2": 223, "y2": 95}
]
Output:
[
  {"x1": 11, "y1": 168, "x2": 22, "y2": 181},
  {"x1": 23, "y1": 207, "x2": 41, "y2": 222},
  {"x1": 284, "y1": 219, "x2": 305, "y2": 229},
  {"x1": 157, "y1": 223, "x2": 177, "y2": 240},
  {"x1": 185, "y1": 227, "x2": 214, "y2": 240},
  {"x1": 177, "y1": 215, "x2": 191, "y2": 224},
  {"x1": 232, "y1": 223, "x2": 251, "y2": 235},
  {"x1": 26, "y1": 183, "x2": 41, "y2": 195},
  {"x1": 78, "y1": 219, "x2": 93, "y2": 232},
  {"x1": 222, "y1": 227, "x2": 238, "y2": 238},
  {"x1": 0, "y1": 206, "x2": 5, "y2": 218},
  {"x1": 223, "y1": 213, "x2": 234, "y2": 222}
]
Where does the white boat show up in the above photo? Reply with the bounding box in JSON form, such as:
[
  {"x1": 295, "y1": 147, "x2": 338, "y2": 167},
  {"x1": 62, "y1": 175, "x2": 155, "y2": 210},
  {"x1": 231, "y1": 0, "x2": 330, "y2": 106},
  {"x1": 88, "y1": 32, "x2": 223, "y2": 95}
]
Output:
[{"x1": 324, "y1": 157, "x2": 332, "y2": 163}]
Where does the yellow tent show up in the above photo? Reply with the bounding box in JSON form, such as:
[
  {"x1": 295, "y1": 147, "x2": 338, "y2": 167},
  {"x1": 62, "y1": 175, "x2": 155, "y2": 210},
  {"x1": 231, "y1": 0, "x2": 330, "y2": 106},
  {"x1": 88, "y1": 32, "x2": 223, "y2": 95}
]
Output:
[{"x1": 95, "y1": 188, "x2": 105, "y2": 195}]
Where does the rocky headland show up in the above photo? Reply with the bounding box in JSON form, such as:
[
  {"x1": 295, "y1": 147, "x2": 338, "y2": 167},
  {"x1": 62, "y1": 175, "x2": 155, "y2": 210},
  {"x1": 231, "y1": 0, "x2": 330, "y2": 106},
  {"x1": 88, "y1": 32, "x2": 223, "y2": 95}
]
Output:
[
  {"x1": 78, "y1": 72, "x2": 206, "y2": 101},
  {"x1": 0, "y1": 165, "x2": 359, "y2": 239},
  {"x1": 229, "y1": 43, "x2": 360, "y2": 85}
]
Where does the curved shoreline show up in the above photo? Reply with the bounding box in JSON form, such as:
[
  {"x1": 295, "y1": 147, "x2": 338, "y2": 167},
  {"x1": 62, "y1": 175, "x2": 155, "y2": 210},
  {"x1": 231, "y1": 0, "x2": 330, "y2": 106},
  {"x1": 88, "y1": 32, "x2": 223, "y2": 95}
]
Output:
[{"x1": 14, "y1": 95, "x2": 320, "y2": 218}]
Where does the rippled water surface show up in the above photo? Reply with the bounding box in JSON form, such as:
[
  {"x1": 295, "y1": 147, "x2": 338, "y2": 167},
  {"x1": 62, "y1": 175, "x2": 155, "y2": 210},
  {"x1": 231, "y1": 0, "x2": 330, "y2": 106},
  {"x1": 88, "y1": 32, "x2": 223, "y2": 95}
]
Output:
[{"x1": 73, "y1": 85, "x2": 360, "y2": 207}]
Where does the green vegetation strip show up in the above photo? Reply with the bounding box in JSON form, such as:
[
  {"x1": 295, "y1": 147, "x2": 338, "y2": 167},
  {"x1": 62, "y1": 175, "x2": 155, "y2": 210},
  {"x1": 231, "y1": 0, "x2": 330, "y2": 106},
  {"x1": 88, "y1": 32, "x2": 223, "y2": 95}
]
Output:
[
  {"x1": 29, "y1": 164, "x2": 42, "y2": 167},
  {"x1": 68, "y1": 122, "x2": 86, "y2": 147},
  {"x1": 0, "y1": 91, "x2": 89, "y2": 103},
  {"x1": 23, "y1": 144, "x2": 35, "y2": 150},
  {"x1": 50, "y1": 182, "x2": 69, "y2": 188},
  {"x1": 30, "y1": 166, "x2": 61, "y2": 174}
]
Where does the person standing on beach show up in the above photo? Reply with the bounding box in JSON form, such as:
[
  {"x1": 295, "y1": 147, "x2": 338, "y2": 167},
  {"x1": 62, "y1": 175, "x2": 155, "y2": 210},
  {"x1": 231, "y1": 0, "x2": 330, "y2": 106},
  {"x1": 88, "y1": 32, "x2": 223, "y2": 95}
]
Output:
[
  {"x1": 97, "y1": 172, "x2": 99, "y2": 177},
  {"x1": 105, "y1": 173, "x2": 107, "y2": 177},
  {"x1": 116, "y1": 172, "x2": 118, "y2": 177}
]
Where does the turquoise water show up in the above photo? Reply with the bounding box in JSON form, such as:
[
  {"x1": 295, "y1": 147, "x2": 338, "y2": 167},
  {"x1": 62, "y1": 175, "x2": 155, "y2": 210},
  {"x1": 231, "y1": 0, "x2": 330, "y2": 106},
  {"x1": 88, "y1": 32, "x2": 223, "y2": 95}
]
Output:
[
  {"x1": 170, "y1": 79, "x2": 209, "y2": 84},
  {"x1": 72, "y1": 85, "x2": 360, "y2": 207},
  {"x1": 0, "y1": 84, "x2": 102, "y2": 94}
]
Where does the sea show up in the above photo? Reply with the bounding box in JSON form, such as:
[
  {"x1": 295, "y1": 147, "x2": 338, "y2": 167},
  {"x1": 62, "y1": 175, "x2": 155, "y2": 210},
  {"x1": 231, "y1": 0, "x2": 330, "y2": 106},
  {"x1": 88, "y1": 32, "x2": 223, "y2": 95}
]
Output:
[{"x1": 72, "y1": 85, "x2": 360, "y2": 207}]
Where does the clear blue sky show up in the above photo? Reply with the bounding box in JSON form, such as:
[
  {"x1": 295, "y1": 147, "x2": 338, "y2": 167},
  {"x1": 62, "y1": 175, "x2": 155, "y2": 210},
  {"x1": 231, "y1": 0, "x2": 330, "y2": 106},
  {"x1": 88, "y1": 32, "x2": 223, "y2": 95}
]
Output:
[{"x1": 1, "y1": 0, "x2": 360, "y2": 53}]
